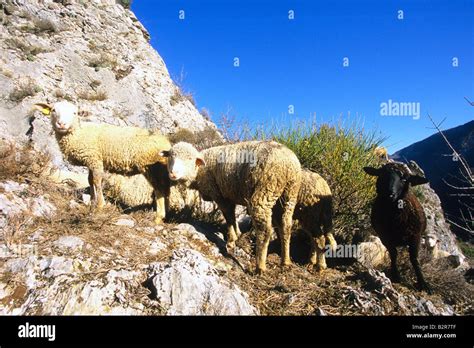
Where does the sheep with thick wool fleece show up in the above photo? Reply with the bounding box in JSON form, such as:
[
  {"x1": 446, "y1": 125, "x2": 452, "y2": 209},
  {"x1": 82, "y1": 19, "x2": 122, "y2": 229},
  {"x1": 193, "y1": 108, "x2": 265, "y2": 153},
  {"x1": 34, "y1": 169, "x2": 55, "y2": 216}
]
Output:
[
  {"x1": 103, "y1": 172, "x2": 204, "y2": 213},
  {"x1": 275, "y1": 169, "x2": 336, "y2": 271},
  {"x1": 34, "y1": 101, "x2": 171, "y2": 224},
  {"x1": 161, "y1": 141, "x2": 302, "y2": 274}
]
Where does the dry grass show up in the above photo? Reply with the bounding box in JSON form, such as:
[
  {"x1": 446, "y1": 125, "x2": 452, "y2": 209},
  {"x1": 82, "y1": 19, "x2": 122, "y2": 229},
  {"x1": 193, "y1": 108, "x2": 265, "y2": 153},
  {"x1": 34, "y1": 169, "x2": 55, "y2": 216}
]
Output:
[
  {"x1": 2, "y1": 141, "x2": 471, "y2": 316},
  {"x1": 77, "y1": 89, "x2": 108, "y2": 101},
  {"x1": 0, "y1": 66, "x2": 13, "y2": 78},
  {"x1": 8, "y1": 77, "x2": 42, "y2": 102},
  {"x1": 87, "y1": 52, "x2": 119, "y2": 71},
  {"x1": 0, "y1": 140, "x2": 50, "y2": 181},
  {"x1": 53, "y1": 89, "x2": 74, "y2": 101},
  {"x1": 170, "y1": 87, "x2": 196, "y2": 107},
  {"x1": 5, "y1": 38, "x2": 50, "y2": 61},
  {"x1": 226, "y1": 233, "x2": 357, "y2": 315},
  {"x1": 169, "y1": 126, "x2": 224, "y2": 150},
  {"x1": 389, "y1": 249, "x2": 473, "y2": 315}
]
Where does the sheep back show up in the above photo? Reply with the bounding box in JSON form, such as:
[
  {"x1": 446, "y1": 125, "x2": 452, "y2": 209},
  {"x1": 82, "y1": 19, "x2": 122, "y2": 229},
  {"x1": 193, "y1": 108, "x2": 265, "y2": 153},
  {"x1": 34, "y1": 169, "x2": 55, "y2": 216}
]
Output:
[
  {"x1": 56, "y1": 123, "x2": 170, "y2": 175},
  {"x1": 294, "y1": 169, "x2": 333, "y2": 235},
  {"x1": 196, "y1": 141, "x2": 301, "y2": 206}
]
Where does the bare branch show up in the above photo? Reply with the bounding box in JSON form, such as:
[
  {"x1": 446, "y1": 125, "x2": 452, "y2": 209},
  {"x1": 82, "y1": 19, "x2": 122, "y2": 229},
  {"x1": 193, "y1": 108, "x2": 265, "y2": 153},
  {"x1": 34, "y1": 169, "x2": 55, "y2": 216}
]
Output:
[
  {"x1": 464, "y1": 96, "x2": 474, "y2": 106},
  {"x1": 426, "y1": 114, "x2": 473, "y2": 183}
]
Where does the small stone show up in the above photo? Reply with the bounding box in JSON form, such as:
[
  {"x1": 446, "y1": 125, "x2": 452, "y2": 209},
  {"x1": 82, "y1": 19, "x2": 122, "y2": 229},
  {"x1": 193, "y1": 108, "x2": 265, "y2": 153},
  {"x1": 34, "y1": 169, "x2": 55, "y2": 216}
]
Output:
[
  {"x1": 69, "y1": 200, "x2": 80, "y2": 209},
  {"x1": 53, "y1": 236, "x2": 84, "y2": 252},
  {"x1": 40, "y1": 256, "x2": 74, "y2": 278},
  {"x1": 114, "y1": 218, "x2": 135, "y2": 228},
  {"x1": 148, "y1": 238, "x2": 166, "y2": 255},
  {"x1": 81, "y1": 194, "x2": 91, "y2": 205}
]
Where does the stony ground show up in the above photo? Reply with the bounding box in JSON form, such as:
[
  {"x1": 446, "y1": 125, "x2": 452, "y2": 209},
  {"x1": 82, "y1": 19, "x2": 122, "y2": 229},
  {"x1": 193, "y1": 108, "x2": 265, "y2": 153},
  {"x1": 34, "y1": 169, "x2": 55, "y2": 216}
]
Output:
[
  {"x1": 1, "y1": 144, "x2": 472, "y2": 316},
  {"x1": 0, "y1": 1, "x2": 472, "y2": 316}
]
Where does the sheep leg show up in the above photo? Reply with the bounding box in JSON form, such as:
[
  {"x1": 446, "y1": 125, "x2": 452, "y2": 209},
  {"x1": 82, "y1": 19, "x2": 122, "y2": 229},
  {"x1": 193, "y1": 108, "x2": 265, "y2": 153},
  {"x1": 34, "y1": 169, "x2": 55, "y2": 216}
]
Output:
[
  {"x1": 91, "y1": 167, "x2": 105, "y2": 209},
  {"x1": 387, "y1": 246, "x2": 401, "y2": 283},
  {"x1": 409, "y1": 243, "x2": 432, "y2": 294},
  {"x1": 272, "y1": 203, "x2": 291, "y2": 267},
  {"x1": 251, "y1": 203, "x2": 274, "y2": 274},
  {"x1": 279, "y1": 207, "x2": 294, "y2": 267},
  {"x1": 153, "y1": 188, "x2": 166, "y2": 224},
  {"x1": 310, "y1": 232, "x2": 327, "y2": 272},
  {"x1": 326, "y1": 232, "x2": 337, "y2": 253},
  {"x1": 279, "y1": 186, "x2": 298, "y2": 268},
  {"x1": 217, "y1": 201, "x2": 239, "y2": 249},
  {"x1": 88, "y1": 170, "x2": 96, "y2": 203}
]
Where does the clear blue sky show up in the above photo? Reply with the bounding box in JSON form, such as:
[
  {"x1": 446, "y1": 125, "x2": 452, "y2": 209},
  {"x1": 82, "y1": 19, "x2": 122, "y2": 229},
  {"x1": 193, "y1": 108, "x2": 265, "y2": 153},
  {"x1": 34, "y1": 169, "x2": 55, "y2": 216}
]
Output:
[{"x1": 132, "y1": 0, "x2": 473, "y2": 153}]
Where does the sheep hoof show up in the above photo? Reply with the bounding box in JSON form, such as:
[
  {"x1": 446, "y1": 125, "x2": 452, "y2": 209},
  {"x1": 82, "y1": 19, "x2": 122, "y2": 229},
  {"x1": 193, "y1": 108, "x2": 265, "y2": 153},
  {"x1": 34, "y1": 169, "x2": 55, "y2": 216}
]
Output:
[
  {"x1": 391, "y1": 272, "x2": 402, "y2": 283},
  {"x1": 313, "y1": 265, "x2": 327, "y2": 273},
  {"x1": 280, "y1": 261, "x2": 292, "y2": 270},
  {"x1": 226, "y1": 241, "x2": 236, "y2": 251},
  {"x1": 417, "y1": 282, "x2": 433, "y2": 294},
  {"x1": 255, "y1": 267, "x2": 266, "y2": 275},
  {"x1": 154, "y1": 217, "x2": 164, "y2": 225}
]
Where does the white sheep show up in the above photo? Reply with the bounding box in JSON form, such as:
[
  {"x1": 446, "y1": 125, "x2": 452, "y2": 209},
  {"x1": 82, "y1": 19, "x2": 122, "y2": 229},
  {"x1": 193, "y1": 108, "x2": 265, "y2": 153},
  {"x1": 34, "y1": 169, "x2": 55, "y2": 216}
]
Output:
[
  {"x1": 292, "y1": 169, "x2": 336, "y2": 271},
  {"x1": 424, "y1": 234, "x2": 451, "y2": 259},
  {"x1": 161, "y1": 141, "x2": 302, "y2": 274},
  {"x1": 34, "y1": 101, "x2": 171, "y2": 224},
  {"x1": 102, "y1": 172, "x2": 203, "y2": 213}
]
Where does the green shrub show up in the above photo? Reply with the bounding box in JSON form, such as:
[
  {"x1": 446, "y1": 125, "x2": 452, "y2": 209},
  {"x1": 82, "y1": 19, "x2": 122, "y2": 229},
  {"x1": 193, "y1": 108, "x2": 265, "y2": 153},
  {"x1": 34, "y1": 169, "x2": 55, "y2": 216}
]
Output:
[
  {"x1": 254, "y1": 118, "x2": 386, "y2": 241},
  {"x1": 118, "y1": 0, "x2": 132, "y2": 9},
  {"x1": 458, "y1": 240, "x2": 474, "y2": 259}
]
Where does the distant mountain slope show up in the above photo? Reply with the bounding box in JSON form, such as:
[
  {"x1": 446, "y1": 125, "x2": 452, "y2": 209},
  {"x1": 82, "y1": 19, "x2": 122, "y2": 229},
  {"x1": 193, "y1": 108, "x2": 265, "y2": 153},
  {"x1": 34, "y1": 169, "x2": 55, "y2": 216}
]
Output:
[{"x1": 393, "y1": 120, "x2": 474, "y2": 239}]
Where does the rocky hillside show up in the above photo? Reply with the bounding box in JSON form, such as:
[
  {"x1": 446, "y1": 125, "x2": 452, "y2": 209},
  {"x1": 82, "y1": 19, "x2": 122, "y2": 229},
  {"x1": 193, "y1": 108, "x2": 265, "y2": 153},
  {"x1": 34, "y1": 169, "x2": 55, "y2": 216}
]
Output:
[
  {"x1": 0, "y1": 0, "x2": 214, "y2": 169},
  {"x1": 0, "y1": 141, "x2": 472, "y2": 315},
  {"x1": 393, "y1": 120, "x2": 474, "y2": 240},
  {"x1": 0, "y1": 1, "x2": 472, "y2": 316}
]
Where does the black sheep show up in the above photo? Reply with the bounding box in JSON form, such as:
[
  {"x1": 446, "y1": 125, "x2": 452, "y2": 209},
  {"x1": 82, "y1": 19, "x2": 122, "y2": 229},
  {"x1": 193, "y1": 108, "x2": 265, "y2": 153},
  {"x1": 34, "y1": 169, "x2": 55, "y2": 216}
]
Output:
[{"x1": 363, "y1": 162, "x2": 431, "y2": 293}]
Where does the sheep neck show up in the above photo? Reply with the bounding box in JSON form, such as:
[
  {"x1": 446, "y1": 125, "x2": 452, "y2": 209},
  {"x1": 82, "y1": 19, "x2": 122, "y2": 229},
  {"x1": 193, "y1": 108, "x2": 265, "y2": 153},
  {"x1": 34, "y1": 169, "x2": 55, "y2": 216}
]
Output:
[{"x1": 191, "y1": 149, "x2": 214, "y2": 193}]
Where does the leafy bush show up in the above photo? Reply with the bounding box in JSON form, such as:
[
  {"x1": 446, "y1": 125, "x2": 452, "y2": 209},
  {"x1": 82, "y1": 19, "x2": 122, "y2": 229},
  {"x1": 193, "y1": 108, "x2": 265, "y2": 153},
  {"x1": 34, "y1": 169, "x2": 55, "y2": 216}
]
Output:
[
  {"x1": 254, "y1": 118, "x2": 386, "y2": 241},
  {"x1": 118, "y1": 0, "x2": 132, "y2": 9}
]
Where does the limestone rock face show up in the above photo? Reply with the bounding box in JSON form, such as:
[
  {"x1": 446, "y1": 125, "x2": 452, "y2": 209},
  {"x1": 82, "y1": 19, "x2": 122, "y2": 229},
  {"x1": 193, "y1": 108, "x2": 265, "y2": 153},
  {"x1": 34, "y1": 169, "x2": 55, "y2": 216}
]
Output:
[
  {"x1": 0, "y1": 0, "x2": 214, "y2": 169},
  {"x1": 147, "y1": 248, "x2": 258, "y2": 315}
]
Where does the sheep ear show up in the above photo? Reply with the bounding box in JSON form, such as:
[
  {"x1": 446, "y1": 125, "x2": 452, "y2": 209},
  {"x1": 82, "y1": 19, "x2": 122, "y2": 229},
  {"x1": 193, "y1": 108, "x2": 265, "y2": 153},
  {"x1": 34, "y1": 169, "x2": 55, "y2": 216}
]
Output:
[
  {"x1": 196, "y1": 157, "x2": 206, "y2": 167},
  {"x1": 363, "y1": 166, "x2": 380, "y2": 176},
  {"x1": 159, "y1": 150, "x2": 170, "y2": 158},
  {"x1": 33, "y1": 103, "x2": 53, "y2": 116},
  {"x1": 409, "y1": 175, "x2": 428, "y2": 186}
]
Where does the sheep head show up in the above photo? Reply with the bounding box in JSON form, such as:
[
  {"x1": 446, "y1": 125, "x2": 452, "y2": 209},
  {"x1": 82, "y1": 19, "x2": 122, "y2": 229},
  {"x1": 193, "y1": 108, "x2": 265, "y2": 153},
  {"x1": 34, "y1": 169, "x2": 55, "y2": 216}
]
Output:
[
  {"x1": 363, "y1": 162, "x2": 428, "y2": 202},
  {"x1": 34, "y1": 101, "x2": 78, "y2": 135},
  {"x1": 160, "y1": 142, "x2": 205, "y2": 184}
]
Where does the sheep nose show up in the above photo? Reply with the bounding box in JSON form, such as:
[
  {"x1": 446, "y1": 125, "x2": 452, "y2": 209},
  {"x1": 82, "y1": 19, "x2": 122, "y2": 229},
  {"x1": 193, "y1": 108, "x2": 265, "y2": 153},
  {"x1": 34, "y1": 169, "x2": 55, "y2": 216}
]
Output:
[{"x1": 169, "y1": 172, "x2": 177, "y2": 180}]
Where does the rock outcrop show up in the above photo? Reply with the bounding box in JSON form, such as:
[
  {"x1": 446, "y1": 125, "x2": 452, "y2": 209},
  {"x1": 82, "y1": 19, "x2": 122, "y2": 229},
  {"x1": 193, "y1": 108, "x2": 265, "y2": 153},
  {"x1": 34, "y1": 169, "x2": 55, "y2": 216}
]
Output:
[{"x1": 0, "y1": 0, "x2": 214, "y2": 169}]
